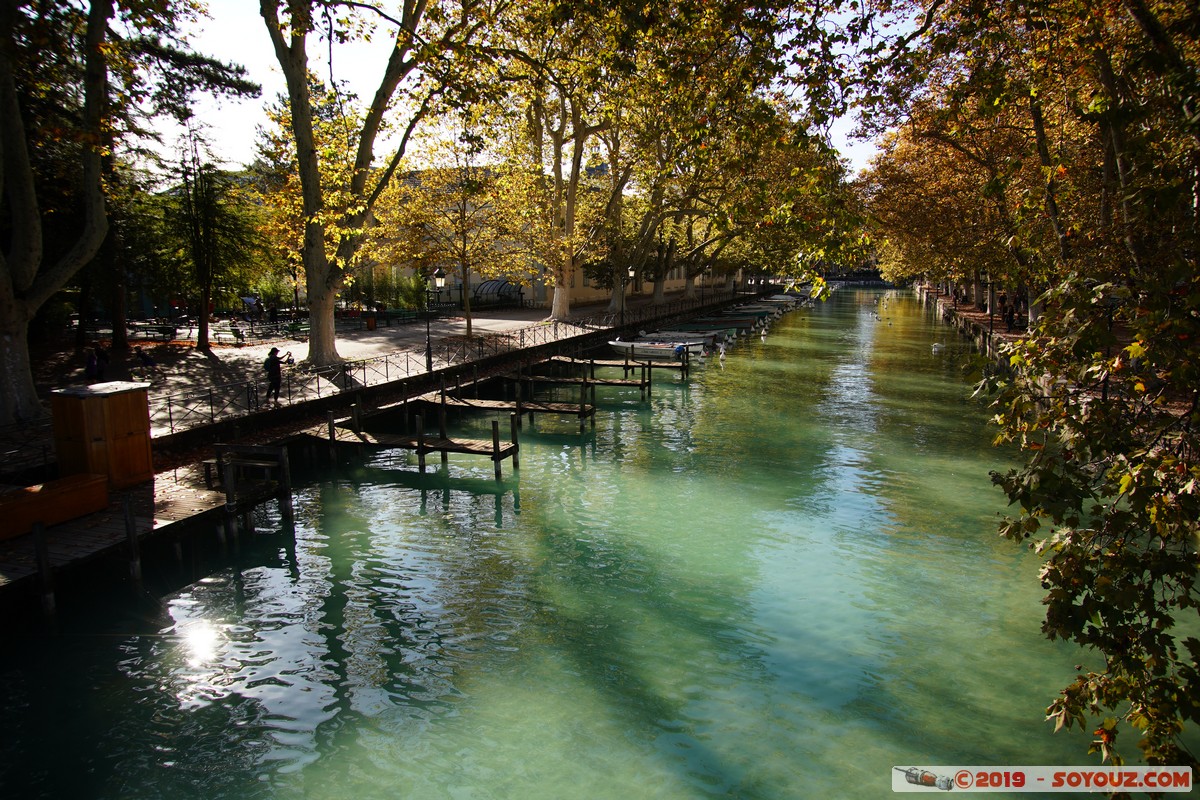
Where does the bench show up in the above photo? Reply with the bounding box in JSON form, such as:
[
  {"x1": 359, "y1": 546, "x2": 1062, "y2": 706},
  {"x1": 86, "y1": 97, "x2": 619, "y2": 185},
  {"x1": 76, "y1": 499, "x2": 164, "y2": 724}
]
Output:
[
  {"x1": 0, "y1": 473, "x2": 109, "y2": 539},
  {"x1": 212, "y1": 327, "x2": 247, "y2": 346},
  {"x1": 128, "y1": 323, "x2": 178, "y2": 341}
]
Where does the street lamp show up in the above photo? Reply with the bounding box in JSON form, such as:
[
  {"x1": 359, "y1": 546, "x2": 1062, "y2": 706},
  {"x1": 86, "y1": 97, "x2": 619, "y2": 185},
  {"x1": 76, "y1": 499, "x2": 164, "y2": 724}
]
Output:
[
  {"x1": 425, "y1": 267, "x2": 446, "y2": 372},
  {"x1": 622, "y1": 265, "x2": 635, "y2": 327}
]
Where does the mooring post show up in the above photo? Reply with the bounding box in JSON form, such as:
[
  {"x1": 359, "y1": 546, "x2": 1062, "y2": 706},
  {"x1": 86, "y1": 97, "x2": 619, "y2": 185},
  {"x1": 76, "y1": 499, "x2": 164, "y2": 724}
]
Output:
[
  {"x1": 416, "y1": 413, "x2": 427, "y2": 472},
  {"x1": 491, "y1": 419, "x2": 502, "y2": 481},
  {"x1": 352, "y1": 399, "x2": 361, "y2": 433},
  {"x1": 647, "y1": 363, "x2": 653, "y2": 397},
  {"x1": 221, "y1": 453, "x2": 237, "y2": 543},
  {"x1": 514, "y1": 381, "x2": 523, "y2": 428},
  {"x1": 579, "y1": 382, "x2": 587, "y2": 433},
  {"x1": 473, "y1": 364, "x2": 479, "y2": 398},
  {"x1": 277, "y1": 446, "x2": 292, "y2": 494},
  {"x1": 123, "y1": 496, "x2": 142, "y2": 583},
  {"x1": 510, "y1": 413, "x2": 520, "y2": 470},
  {"x1": 327, "y1": 411, "x2": 337, "y2": 463},
  {"x1": 32, "y1": 522, "x2": 55, "y2": 619},
  {"x1": 438, "y1": 392, "x2": 448, "y2": 439}
]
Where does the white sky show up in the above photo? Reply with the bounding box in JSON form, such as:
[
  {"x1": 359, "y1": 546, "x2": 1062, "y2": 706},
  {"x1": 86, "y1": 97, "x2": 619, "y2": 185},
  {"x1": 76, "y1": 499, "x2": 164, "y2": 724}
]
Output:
[{"x1": 168, "y1": 0, "x2": 877, "y2": 173}]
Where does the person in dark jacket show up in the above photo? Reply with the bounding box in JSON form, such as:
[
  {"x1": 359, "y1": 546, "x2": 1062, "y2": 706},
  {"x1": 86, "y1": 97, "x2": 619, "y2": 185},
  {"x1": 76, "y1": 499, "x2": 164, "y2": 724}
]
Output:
[{"x1": 264, "y1": 347, "x2": 291, "y2": 404}]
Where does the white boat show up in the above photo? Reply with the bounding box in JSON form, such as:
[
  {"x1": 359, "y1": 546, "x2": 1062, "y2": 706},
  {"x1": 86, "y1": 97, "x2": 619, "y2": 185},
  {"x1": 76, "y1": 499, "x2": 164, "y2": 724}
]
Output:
[
  {"x1": 609, "y1": 339, "x2": 707, "y2": 360},
  {"x1": 641, "y1": 330, "x2": 724, "y2": 346}
]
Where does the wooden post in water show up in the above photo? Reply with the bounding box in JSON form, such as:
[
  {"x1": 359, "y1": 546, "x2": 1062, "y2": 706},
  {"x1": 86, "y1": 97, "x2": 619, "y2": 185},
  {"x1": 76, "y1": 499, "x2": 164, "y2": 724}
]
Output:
[
  {"x1": 514, "y1": 381, "x2": 523, "y2": 428},
  {"x1": 221, "y1": 454, "x2": 237, "y2": 543},
  {"x1": 352, "y1": 399, "x2": 361, "y2": 433},
  {"x1": 416, "y1": 414, "x2": 427, "y2": 472},
  {"x1": 32, "y1": 522, "x2": 55, "y2": 618},
  {"x1": 327, "y1": 411, "x2": 337, "y2": 463},
  {"x1": 491, "y1": 419, "x2": 502, "y2": 480},
  {"x1": 646, "y1": 363, "x2": 653, "y2": 397},
  {"x1": 277, "y1": 446, "x2": 294, "y2": 523},
  {"x1": 579, "y1": 382, "x2": 587, "y2": 433},
  {"x1": 510, "y1": 413, "x2": 520, "y2": 470},
  {"x1": 124, "y1": 496, "x2": 142, "y2": 583}
]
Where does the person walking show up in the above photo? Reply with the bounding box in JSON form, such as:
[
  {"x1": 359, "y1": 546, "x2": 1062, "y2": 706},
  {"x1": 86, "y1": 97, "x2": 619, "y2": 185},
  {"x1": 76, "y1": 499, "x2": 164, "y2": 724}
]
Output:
[{"x1": 264, "y1": 347, "x2": 290, "y2": 405}]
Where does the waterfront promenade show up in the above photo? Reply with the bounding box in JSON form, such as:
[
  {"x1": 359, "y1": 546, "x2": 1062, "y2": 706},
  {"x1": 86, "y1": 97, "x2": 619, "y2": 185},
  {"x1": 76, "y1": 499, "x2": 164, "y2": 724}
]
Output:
[{"x1": 0, "y1": 291, "x2": 745, "y2": 614}]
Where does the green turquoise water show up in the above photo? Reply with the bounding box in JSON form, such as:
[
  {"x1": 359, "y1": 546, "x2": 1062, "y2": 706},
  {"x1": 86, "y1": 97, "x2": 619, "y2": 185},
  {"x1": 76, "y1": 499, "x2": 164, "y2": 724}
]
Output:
[{"x1": 1, "y1": 289, "x2": 1096, "y2": 798}]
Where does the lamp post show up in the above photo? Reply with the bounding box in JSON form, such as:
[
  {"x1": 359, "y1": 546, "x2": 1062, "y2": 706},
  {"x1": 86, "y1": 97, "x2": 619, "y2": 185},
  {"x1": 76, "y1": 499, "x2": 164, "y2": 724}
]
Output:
[
  {"x1": 425, "y1": 268, "x2": 446, "y2": 372},
  {"x1": 622, "y1": 266, "x2": 635, "y2": 328}
]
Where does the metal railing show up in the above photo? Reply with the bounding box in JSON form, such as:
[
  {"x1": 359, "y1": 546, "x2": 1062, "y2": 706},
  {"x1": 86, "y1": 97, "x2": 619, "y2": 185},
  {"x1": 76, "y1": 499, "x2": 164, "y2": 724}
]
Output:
[{"x1": 142, "y1": 292, "x2": 742, "y2": 436}]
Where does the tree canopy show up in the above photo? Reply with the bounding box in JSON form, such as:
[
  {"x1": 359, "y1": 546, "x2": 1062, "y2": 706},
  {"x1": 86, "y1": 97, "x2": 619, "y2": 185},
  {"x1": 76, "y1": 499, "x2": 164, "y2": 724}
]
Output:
[{"x1": 861, "y1": 0, "x2": 1200, "y2": 768}]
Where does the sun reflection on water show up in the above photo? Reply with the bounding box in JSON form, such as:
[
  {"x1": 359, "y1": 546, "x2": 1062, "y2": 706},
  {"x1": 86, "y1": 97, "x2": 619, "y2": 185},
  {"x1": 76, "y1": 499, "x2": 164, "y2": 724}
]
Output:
[{"x1": 178, "y1": 620, "x2": 222, "y2": 668}]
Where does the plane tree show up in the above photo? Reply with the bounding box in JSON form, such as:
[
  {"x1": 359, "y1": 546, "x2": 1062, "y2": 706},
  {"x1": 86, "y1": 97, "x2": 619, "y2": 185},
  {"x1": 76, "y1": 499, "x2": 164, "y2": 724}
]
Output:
[
  {"x1": 857, "y1": 0, "x2": 1200, "y2": 767},
  {"x1": 0, "y1": 0, "x2": 256, "y2": 424},
  {"x1": 258, "y1": 0, "x2": 505, "y2": 366}
]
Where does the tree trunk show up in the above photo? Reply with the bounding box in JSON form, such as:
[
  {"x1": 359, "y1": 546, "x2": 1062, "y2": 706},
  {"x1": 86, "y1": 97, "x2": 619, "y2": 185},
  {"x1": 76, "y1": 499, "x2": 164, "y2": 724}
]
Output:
[
  {"x1": 306, "y1": 280, "x2": 339, "y2": 364},
  {"x1": 197, "y1": 285, "x2": 211, "y2": 350},
  {"x1": 550, "y1": 258, "x2": 572, "y2": 319},
  {"x1": 607, "y1": 262, "x2": 626, "y2": 314},
  {"x1": 0, "y1": 301, "x2": 42, "y2": 422},
  {"x1": 0, "y1": 0, "x2": 112, "y2": 423}
]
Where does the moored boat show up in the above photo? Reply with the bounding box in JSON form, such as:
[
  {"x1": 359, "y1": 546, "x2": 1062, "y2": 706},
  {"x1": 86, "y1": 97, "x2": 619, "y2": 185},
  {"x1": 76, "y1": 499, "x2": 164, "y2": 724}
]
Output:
[{"x1": 609, "y1": 338, "x2": 707, "y2": 360}]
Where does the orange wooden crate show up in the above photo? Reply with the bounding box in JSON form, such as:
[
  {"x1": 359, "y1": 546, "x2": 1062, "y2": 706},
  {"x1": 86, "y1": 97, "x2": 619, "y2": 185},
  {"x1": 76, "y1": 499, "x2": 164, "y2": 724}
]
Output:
[
  {"x1": 52, "y1": 382, "x2": 153, "y2": 488},
  {"x1": 0, "y1": 473, "x2": 110, "y2": 539}
]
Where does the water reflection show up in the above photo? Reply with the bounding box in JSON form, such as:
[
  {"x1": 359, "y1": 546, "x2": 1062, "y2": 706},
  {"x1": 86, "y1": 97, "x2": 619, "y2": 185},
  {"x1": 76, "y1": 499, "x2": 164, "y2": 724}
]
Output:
[{"x1": 0, "y1": 289, "x2": 1096, "y2": 799}]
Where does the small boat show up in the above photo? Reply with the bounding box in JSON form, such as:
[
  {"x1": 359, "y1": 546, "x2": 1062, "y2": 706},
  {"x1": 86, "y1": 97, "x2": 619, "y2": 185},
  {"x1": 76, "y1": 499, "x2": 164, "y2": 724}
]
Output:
[
  {"x1": 609, "y1": 339, "x2": 707, "y2": 360},
  {"x1": 667, "y1": 322, "x2": 741, "y2": 339},
  {"x1": 642, "y1": 330, "x2": 724, "y2": 347}
]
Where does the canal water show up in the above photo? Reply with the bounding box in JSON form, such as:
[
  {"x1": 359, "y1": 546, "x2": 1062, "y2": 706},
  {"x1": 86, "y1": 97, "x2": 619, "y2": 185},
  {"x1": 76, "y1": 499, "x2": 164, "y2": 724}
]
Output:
[{"x1": 1, "y1": 289, "x2": 1094, "y2": 798}]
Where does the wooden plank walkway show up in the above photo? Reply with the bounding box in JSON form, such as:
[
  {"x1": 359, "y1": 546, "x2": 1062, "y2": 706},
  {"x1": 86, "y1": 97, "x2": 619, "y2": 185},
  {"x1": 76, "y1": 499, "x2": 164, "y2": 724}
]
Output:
[
  {"x1": 510, "y1": 373, "x2": 646, "y2": 388},
  {"x1": 0, "y1": 469, "x2": 227, "y2": 591},
  {"x1": 316, "y1": 419, "x2": 520, "y2": 478},
  {"x1": 549, "y1": 355, "x2": 688, "y2": 372},
  {"x1": 321, "y1": 427, "x2": 517, "y2": 459},
  {"x1": 413, "y1": 394, "x2": 597, "y2": 417}
]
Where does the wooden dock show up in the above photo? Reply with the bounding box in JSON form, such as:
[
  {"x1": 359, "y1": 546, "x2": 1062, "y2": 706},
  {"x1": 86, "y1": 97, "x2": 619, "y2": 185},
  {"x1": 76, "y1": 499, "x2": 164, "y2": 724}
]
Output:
[
  {"x1": 317, "y1": 413, "x2": 520, "y2": 479},
  {"x1": 549, "y1": 355, "x2": 690, "y2": 372},
  {"x1": 411, "y1": 389, "x2": 597, "y2": 432},
  {"x1": 0, "y1": 471, "x2": 228, "y2": 599},
  {"x1": 0, "y1": 448, "x2": 293, "y2": 613}
]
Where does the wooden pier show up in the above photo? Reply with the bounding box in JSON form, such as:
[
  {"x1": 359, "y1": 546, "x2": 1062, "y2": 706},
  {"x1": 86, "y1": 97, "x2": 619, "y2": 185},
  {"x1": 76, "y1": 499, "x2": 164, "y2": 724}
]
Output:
[
  {"x1": 549, "y1": 354, "x2": 694, "y2": 378},
  {"x1": 0, "y1": 446, "x2": 293, "y2": 616},
  {"x1": 318, "y1": 412, "x2": 520, "y2": 479},
  {"x1": 509, "y1": 359, "x2": 653, "y2": 401},
  {"x1": 413, "y1": 387, "x2": 597, "y2": 432}
]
